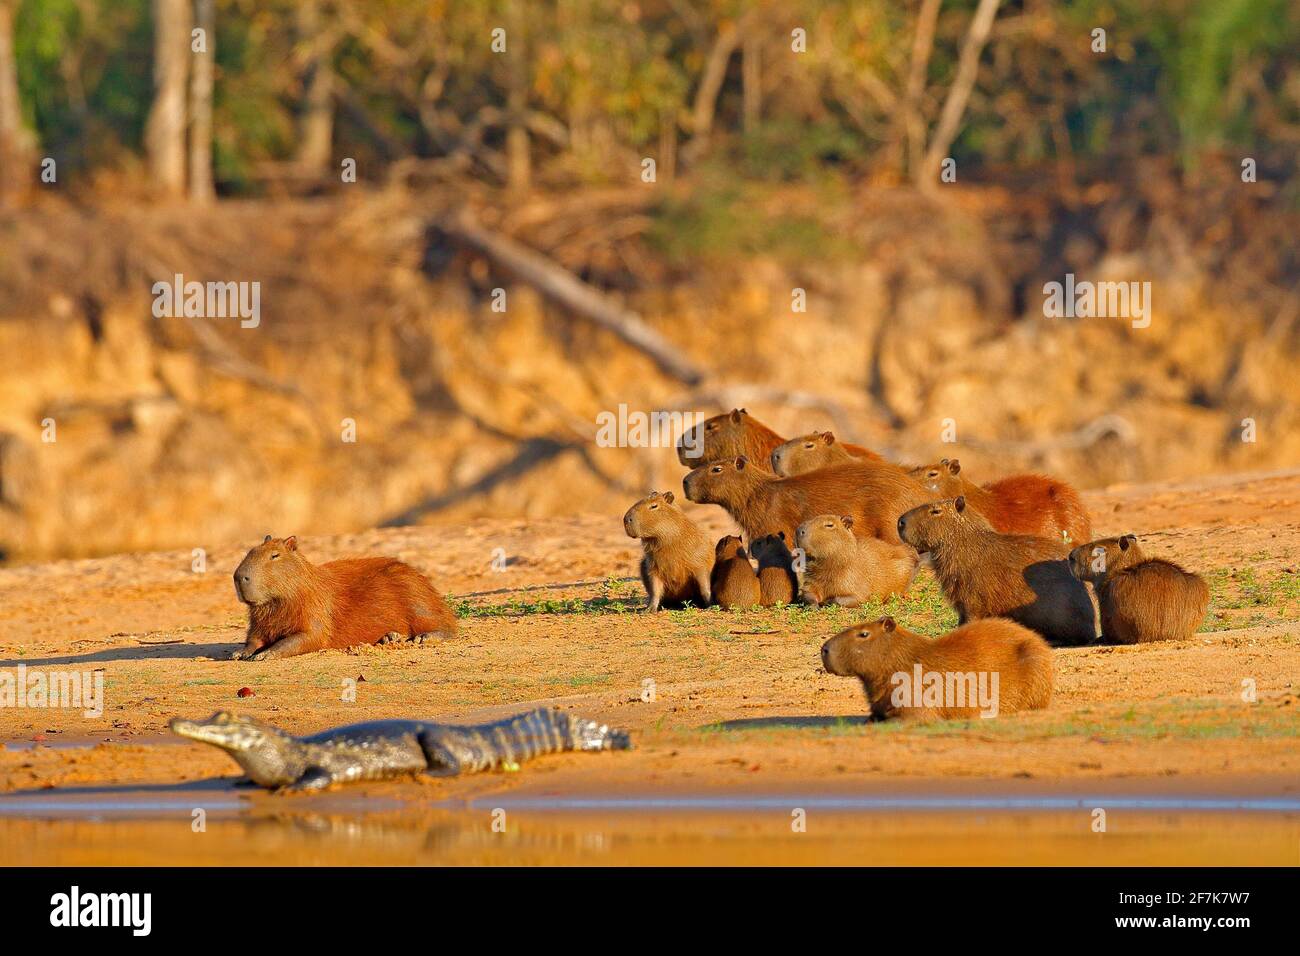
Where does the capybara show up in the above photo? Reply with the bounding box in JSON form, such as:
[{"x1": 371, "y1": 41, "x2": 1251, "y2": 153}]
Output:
[
  {"x1": 770, "y1": 431, "x2": 857, "y2": 476},
  {"x1": 749, "y1": 532, "x2": 799, "y2": 606},
  {"x1": 623, "y1": 491, "x2": 713, "y2": 611},
  {"x1": 897, "y1": 497, "x2": 1096, "y2": 646},
  {"x1": 232, "y1": 535, "x2": 457, "y2": 661},
  {"x1": 820, "y1": 615, "x2": 1053, "y2": 721},
  {"x1": 683, "y1": 456, "x2": 929, "y2": 544},
  {"x1": 910, "y1": 458, "x2": 1092, "y2": 546},
  {"x1": 711, "y1": 535, "x2": 761, "y2": 610},
  {"x1": 677, "y1": 408, "x2": 883, "y2": 468},
  {"x1": 795, "y1": 515, "x2": 918, "y2": 606},
  {"x1": 1069, "y1": 535, "x2": 1209, "y2": 643}
]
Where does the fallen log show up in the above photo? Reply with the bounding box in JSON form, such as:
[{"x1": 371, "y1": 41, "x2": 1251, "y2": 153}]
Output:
[{"x1": 441, "y1": 210, "x2": 705, "y2": 386}]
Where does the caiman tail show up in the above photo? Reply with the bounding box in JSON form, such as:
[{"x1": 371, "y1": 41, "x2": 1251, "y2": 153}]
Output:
[{"x1": 425, "y1": 707, "x2": 632, "y2": 774}]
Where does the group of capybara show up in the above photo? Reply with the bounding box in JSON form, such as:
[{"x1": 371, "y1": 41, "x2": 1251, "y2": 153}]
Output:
[
  {"x1": 623, "y1": 408, "x2": 1211, "y2": 721},
  {"x1": 225, "y1": 406, "x2": 1210, "y2": 726}
]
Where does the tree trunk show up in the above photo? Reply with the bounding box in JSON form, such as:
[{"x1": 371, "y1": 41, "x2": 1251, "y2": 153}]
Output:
[
  {"x1": 903, "y1": 0, "x2": 943, "y2": 178},
  {"x1": 504, "y1": 0, "x2": 530, "y2": 192},
  {"x1": 145, "y1": 0, "x2": 191, "y2": 197},
  {"x1": 294, "y1": 0, "x2": 334, "y2": 176},
  {"x1": 188, "y1": 0, "x2": 215, "y2": 203},
  {"x1": 742, "y1": 34, "x2": 761, "y2": 136},
  {"x1": 917, "y1": 0, "x2": 1002, "y2": 189},
  {"x1": 0, "y1": 0, "x2": 33, "y2": 207}
]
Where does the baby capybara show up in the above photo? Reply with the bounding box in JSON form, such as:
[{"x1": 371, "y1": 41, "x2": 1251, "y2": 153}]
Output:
[
  {"x1": 1069, "y1": 535, "x2": 1209, "y2": 643},
  {"x1": 910, "y1": 458, "x2": 1092, "y2": 546},
  {"x1": 795, "y1": 515, "x2": 917, "y2": 606},
  {"x1": 683, "y1": 456, "x2": 928, "y2": 544},
  {"x1": 711, "y1": 535, "x2": 761, "y2": 610},
  {"x1": 749, "y1": 532, "x2": 799, "y2": 606},
  {"x1": 624, "y1": 491, "x2": 713, "y2": 611},
  {"x1": 232, "y1": 535, "x2": 457, "y2": 661},
  {"x1": 821, "y1": 616, "x2": 1053, "y2": 721},
  {"x1": 677, "y1": 408, "x2": 883, "y2": 468},
  {"x1": 897, "y1": 497, "x2": 1096, "y2": 646}
]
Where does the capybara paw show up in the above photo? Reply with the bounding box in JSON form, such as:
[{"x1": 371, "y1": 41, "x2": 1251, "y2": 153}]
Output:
[
  {"x1": 377, "y1": 631, "x2": 404, "y2": 645},
  {"x1": 230, "y1": 648, "x2": 248, "y2": 661},
  {"x1": 413, "y1": 630, "x2": 454, "y2": 644}
]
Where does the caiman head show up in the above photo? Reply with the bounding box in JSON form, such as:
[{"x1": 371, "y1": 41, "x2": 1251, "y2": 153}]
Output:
[{"x1": 169, "y1": 711, "x2": 307, "y2": 788}]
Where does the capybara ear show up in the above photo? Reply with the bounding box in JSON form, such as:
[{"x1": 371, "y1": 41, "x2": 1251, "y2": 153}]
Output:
[
  {"x1": 284, "y1": 536, "x2": 298, "y2": 551},
  {"x1": 778, "y1": 530, "x2": 788, "y2": 542},
  {"x1": 663, "y1": 491, "x2": 675, "y2": 504},
  {"x1": 880, "y1": 616, "x2": 896, "y2": 632},
  {"x1": 947, "y1": 459, "x2": 961, "y2": 474},
  {"x1": 840, "y1": 515, "x2": 854, "y2": 528},
  {"x1": 954, "y1": 495, "x2": 966, "y2": 513},
  {"x1": 822, "y1": 431, "x2": 835, "y2": 445},
  {"x1": 1120, "y1": 534, "x2": 1135, "y2": 550},
  {"x1": 730, "y1": 408, "x2": 744, "y2": 423},
  {"x1": 735, "y1": 456, "x2": 748, "y2": 469},
  {"x1": 263, "y1": 534, "x2": 273, "y2": 543}
]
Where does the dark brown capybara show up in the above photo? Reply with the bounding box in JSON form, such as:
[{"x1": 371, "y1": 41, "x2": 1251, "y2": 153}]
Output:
[
  {"x1": 909, "y1": 458, "x2": 1092, "y2": 547},
  {"x1": 623, "y1": 491, "x2": 713, "y2": 611},
  {"x1": 749, "y1": 532, "x2": 799, "y2": 606},
  {"x1": 683, "y1": 456, "x2": 929, "y2": 544},
  {"x1": 232, "y1": 535, "x2": 457, "y2": 661},
  {"x1": 1069, "y1": 534, "x2": 1209, "y2": 643},
  {"x1": 711, "y1": 535, "x2": 761, "y2": 610},
  {"x1": 897, "y1": 497, "x2": 1096, "y2": 646},
  {"x1": 677, "y1": 408, "x2": 883, "y2": 468},
  {"x1": 820, "y1": 615, "x2": 1053, "y2": 721},
  {"x1": 795, "y1": 515, "x2": 918, "y2": 606}
]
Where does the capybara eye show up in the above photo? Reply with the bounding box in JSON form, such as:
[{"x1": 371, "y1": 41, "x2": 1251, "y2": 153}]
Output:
[
  {"x1": 928, "y1": 470, "x2": 939, "y2": 478},
  {"x1": 857, "y1": 631, "x2": 869, "y2": 638},
  {"x1": 711, "y1": 465, "x2": 722, "y2": 473},
  {"x1": 930, "y1": 508, "x2": 940, "y2": 515},
  {"x1": 804, "y1": 442, "x2": 814, "y2": 449},
  {"x1": 706, "y1": 423, "x2": 717, "y2": 431},
  {"x1": 649, "y1": 504, "x2": 658, "y2": 510},
  {"x1": 270, "y1": 553, "x2": 280, "y2": 560}
]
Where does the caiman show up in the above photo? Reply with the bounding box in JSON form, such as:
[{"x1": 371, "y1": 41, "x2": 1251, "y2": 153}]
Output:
[{"x1": 169, "y1": 707, "x2": 632, "y2": 791}]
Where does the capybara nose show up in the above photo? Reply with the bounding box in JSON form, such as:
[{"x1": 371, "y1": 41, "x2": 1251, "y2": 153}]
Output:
[{"x1": 897, "y1": 516, "x2": 907, "y2": 539}]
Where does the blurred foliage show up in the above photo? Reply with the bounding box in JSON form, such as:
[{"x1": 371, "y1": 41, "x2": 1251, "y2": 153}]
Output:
[{"x1": 7, "y1": 0, "x2": 1299, "y2": 186}]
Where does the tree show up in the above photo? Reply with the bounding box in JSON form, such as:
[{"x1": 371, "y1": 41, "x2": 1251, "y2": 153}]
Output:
[
  {"x1": 145, "y1": 0, "x2": 191, "y2": 197},
  {"x1": 0, "y1": 0, "x2": 34, "y2": 206},
  {"x1": 189, "y1": 0, "x2": 215, "y2": 203}
]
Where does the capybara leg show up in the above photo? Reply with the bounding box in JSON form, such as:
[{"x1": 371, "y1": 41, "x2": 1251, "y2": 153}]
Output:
[
  {"x1": 645, "y1": 576, "x2": 664, "y2": 612},
  {"x1": 231, "y1": 632, "x2": 274, "y2": 661},
  {"x1": 248, "y1": 631, "x2": 325, "y2": 661},
  {"x1": 694, "y1": 570, "x2": 713, "y2": 607},
  {"x1": 411, "y1": 631, "x2": 455, "y2": 644}
]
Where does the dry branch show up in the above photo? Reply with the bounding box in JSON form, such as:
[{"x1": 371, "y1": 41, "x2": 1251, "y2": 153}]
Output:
[{"x1": 442, "y1": 210, "x2": 705, "y2": 385}]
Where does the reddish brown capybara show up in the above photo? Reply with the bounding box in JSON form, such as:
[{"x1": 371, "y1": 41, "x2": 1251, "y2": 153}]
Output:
[
  {"x1": 749, "y1": 532, "x2": 799, "y2": 606},
  {"x1": 232, "y1": 535, "x2": 457, "y2": 661},
  {"x1": 820, "y1": 616, "x2": 1053, "y2": 722},
  {"x1": 623, "y1": 491, "x2": 713, "y2": 611},
  {"x1": 676, "y1": 408, "x2": 883, "y2": 468},
  {"x1": 1069, "y1": 535, "x2": 1209, "y2": 643},
  {"x1": 795, "y1": 515, "x2": 918, "y2": 606},
  {"x1": 683, "y1": 456, "x2": 929, "y2": 544},
  {"x1": 897, "y1": 497, "x2": 1096, "y2": 647},
  {"x1": 910, "y1": 458, "x2": 1092, "y2": 547},
  {"x1": 711, "y1": 535, "x2": 761, "y2": 610}
]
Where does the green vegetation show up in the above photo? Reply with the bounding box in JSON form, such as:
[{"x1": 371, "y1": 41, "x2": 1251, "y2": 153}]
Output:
[{"x1": 6, "y1": 0, "x2": 1298, "y2": 195}]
